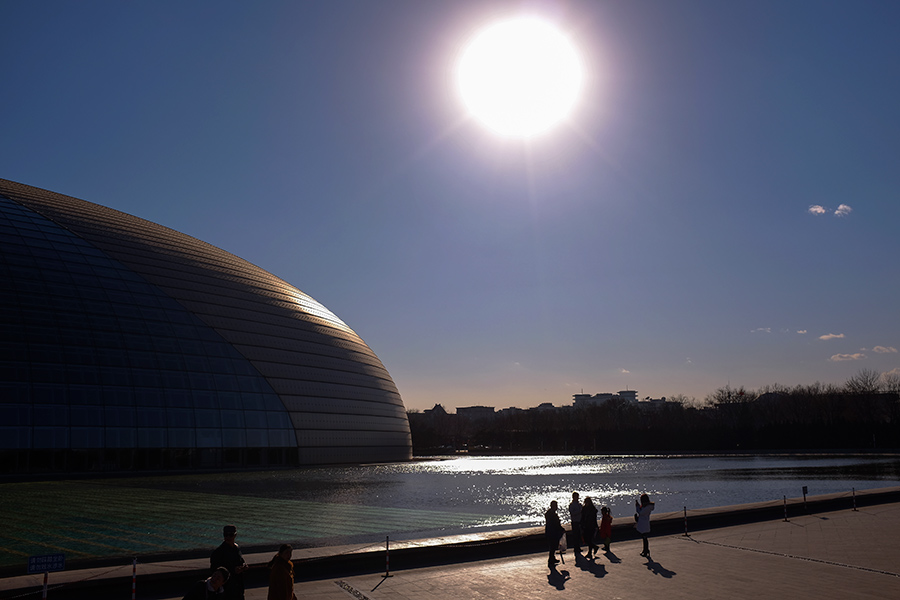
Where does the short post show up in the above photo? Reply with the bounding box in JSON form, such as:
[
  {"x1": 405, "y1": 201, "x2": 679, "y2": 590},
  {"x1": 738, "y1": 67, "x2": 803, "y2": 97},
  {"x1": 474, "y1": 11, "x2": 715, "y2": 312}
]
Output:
[
  {"x1": 783, "y1": 495, "x2": 788, "y2": 522},
  {"x1": 42, "y1": 572, "x2": 48, "y2": 600},
  {"x1": 131, "y1": 557, "x2": 137, "y2": 600},
  {"x1": 852, "y1": 487, "x2": 858, "y2": 511},
  {"x1": 683, "y1": 506, "x2": 689, "y2": 537},
  {"x1": 802, "y1": 486, "x2": 808, "y2": 513},
  {"x1": 384, "y1": 536, "x2": 392, "y2": 578}
]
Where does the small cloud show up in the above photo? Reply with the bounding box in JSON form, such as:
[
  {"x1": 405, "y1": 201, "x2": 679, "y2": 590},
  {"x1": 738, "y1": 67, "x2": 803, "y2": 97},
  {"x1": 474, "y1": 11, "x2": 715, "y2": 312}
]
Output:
[
  {"x1": 752, "y1": 327, "x2": 772, "y2": 334},
  {"x1": 819, "y1": 333, "x2": 845, "y2": 341},
  {"x1": 873, "y1": 346, "x2": 898, "y2": 354},
  {"x1": 797, "y1": 330, "x2": 808, "y2": 335},
  {"x1": 685, "y1": 357, "x2": 693, "y2": 365},
  {"x1": 808, "y1": 205, "x2": 827, "y2": 215},
  {"x1": 830, "y1": 353, "x2": 866, "y2": 361},
  {"x1": 834, "y1": 204, "x2": 853, "y2": 217},
  {"x1": 619, "y1": 368, "x2": 630, "y2": 374}
]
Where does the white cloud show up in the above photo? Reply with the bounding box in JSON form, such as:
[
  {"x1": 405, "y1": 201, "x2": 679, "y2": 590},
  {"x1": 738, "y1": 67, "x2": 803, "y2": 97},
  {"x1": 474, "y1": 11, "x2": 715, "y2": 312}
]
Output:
[
  {"x1": 807, "y1": 204, "x2": 853, "y2": 217},
  {"x1": 619, "y1": 368, "x2": 630, "y2": 374},
  {"x1": 873, "y1": 346, "x2": 898, "y2": 354},
  {"x1": 752, "y1": 327, "x2": 771, "y2": 334},
  {"x1": 830, "y1": 353, "x2": 866, "y2": 361},
  {"x1": 797, "y1": 330, "x2": 808, "y2": 334},
  {"x1": 834, "y1": 204, "x2": 853, "y2": 217},
  {"x1": 819, "y1": 333, "x2": 845, "y2": 341}
]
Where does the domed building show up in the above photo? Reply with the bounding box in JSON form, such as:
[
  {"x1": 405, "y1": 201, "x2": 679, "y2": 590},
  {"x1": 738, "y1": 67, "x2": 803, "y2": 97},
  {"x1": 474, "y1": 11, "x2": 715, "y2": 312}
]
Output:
[{"x1": 0, "y1": 179, "x2": 411, "y2": 473}]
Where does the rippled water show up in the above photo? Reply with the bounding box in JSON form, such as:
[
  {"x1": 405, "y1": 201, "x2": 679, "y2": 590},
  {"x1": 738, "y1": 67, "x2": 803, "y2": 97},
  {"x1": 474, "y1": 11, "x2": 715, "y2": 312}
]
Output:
[
  {"x1": 3, "y1": 454, "x2": 899, "y2": 566},
  {"x1": 132, "y1": 453, "x2": 900, "y2": 537}
]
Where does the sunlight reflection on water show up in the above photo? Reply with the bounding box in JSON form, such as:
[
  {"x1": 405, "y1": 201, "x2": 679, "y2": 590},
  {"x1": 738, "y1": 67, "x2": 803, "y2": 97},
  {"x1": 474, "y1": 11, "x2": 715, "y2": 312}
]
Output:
[{"x1": 117, "y1": 454, "x2": 900, "y2": 540}]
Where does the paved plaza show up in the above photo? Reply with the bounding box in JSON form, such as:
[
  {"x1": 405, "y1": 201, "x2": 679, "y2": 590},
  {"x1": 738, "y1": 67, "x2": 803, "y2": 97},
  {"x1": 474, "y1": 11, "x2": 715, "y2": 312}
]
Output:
[{"x1": 278, "y1": 501, "x2": 900, "y2": 600}]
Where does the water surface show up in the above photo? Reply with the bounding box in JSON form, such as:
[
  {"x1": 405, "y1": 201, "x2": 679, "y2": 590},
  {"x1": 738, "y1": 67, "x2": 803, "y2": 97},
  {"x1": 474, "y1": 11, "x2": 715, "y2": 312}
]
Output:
[{"x1": 2, "y1": 454, "x2": 897, "y2": 568}]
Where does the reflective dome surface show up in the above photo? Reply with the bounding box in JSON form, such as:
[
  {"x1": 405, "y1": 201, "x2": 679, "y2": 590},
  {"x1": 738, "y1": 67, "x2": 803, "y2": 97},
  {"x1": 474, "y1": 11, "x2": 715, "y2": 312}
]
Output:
[{"x1": 0, "y1": 179, "x2": 411, "y2": 472}]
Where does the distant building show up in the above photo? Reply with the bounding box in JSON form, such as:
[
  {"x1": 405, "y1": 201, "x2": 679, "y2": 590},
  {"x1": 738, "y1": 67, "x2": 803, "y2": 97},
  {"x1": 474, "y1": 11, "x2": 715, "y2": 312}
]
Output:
[
  {"x1": 618, "y1": 390, "x2": 638, "y2": 403},
  {"x1": 572, "y1": 390, "x2": 639, "y2": 407},
  {"x1": 424, "y1": 404, "x2": 450, "y2": 417},
  {"x1": 497, "y1": 407, "x2": 526, "y2": 416},
  {"x1": 573, "y1": 393, "x2": 614, "y2": 408},
  {"x1": 639, "y1": 397, "x2": 668, "y2": 409},
  {"x1": 456, "y1": 406, "x2": 496, "y2": 421}
]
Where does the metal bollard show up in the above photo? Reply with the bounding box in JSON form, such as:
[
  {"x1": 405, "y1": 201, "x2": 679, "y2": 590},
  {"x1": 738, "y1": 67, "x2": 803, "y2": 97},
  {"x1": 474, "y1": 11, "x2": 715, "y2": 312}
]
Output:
[
  {"x1": 852, "y1": 487, "x2": 858, "y2": 511},
  {"x1": 132, "y1": 557, "x2": 137, "y2": 600},
  {"x1": 783, "y1": 495, "x2": 788, "y2": 522},
  {"x1": 683, "y1": 506, "x2": 689, "y2": 536}
]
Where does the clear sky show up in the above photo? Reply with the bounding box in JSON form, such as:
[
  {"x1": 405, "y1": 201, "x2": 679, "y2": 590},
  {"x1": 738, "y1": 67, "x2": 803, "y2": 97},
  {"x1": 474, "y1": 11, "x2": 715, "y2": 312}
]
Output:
[{"x1": 3, "y1": 0, "x2": 899, "y2": 411}]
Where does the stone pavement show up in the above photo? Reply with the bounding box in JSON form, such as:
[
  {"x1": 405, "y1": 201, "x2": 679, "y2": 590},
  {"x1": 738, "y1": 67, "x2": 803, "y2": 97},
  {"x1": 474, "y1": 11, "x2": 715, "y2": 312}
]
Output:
[{"x1": 187, "y1": 501, "x2": 900, "y2": 599}]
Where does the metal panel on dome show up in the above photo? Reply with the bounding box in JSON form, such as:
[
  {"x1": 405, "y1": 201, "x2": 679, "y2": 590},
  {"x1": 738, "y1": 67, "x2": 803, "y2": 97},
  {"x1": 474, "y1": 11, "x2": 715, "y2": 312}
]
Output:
[{"x1": 0, "y1": 178, "x2": 411, "y2": 473}]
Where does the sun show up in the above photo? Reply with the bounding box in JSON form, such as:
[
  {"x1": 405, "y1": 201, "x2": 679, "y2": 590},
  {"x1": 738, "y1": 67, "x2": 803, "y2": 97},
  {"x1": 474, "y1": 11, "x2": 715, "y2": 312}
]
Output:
[{"x1": 457, "y1": 16, "x2": 584, "y2": 139}]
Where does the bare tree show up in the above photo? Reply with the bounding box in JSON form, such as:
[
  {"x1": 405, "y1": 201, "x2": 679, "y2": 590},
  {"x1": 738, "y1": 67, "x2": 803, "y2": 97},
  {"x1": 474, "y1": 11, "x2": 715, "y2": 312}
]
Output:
[
  {"x1": 845, "y1": 368, "x2": 883, "y2": 395},
  {"x1": 706, "y1": 384, "x2": 754, "y2": 405},
  {"x1": 881, "y1": 369, "x2": 900, "y2": 394}
]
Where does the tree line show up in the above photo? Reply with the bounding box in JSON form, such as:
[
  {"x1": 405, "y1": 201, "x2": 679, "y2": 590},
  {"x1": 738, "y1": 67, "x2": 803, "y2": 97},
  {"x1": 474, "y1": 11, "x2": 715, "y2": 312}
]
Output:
[{"x1": 407, "y1": 369, "x2": 900, "y2": 455}]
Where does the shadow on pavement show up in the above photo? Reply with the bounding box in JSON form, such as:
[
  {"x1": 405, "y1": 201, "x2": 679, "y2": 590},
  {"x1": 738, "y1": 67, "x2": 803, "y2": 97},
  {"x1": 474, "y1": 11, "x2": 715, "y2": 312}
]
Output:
[
  {"x1": 644, "y1": 558, "x2": 676, "y2": 578},
  {"x1": 604, "y1": 549, "x2": 622, "y2": 563},
  {"x1": 547, "y1": 566, "x2": 570, "y2": 589},
  {"x1": 576, "y1": 557, "x2": 607, "y2": 579}
]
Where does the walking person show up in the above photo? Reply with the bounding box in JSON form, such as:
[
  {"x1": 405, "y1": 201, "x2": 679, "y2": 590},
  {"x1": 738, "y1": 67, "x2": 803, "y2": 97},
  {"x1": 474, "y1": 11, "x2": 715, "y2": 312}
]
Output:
[
  {"x1": 210, "y1": 525, "x2": 249, "y2": 600},
  {"x1": 544, "y1": 500, "x2": 565, "y2": 568},
  {"x1": 267, "y1": 544, "x2": 297, "y2": 600},
  {"x1": 568, "y1": 492, "x2": 583, "y2": 553},
  {"x1": 635, "y1": 493, "x2": 655, "y2": 558},
  {"x1": 580, "y1": 497, "x2": 600, "y2": 559},
  {"x1": 599, "y1": 506, "x2": 613, "y2": 552}
]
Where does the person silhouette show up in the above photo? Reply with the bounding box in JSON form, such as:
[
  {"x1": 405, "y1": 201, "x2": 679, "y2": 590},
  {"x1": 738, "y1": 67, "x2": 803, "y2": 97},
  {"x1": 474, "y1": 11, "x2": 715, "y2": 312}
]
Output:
[
  {"x1": 635, "y1": 494, "x2": 655, "y2": 558},
  {"x1": 544, "y1": 500, "x2": 565, "y2": 568}
]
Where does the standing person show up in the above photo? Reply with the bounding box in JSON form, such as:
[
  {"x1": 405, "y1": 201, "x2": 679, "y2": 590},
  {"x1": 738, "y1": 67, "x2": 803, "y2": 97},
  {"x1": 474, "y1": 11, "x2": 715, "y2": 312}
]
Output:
[
  {"x1": 635, "y1": 493, "x2": 656, "y2": 558},
  {"x1": 599, "y1": 506, "x2": 613, "y2": 552},
  {"x1": 210, "y1": 525, "x2": 249, "y2": 600},
  {"x1": 267, "y1": 544, "x2": 297, "y2": 600},
  {"x1": 182, "y1": 566, "x2": 229, "y2": 600},
  {"x1": 544, "y1": 500, "x2": 565, "y2": 568},
  {"x1": 580, "y1": 497, "x2": 600, "y2": 559},
  {"x1": 568, "y1": 492, "x2": 583, "y2": 553}
]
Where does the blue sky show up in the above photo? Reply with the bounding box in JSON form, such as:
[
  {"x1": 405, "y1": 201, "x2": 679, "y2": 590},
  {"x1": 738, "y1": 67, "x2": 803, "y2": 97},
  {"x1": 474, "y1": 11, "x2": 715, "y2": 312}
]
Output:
[{"x1": 3, "y1": 0, "x2": 899, "y2": 411}]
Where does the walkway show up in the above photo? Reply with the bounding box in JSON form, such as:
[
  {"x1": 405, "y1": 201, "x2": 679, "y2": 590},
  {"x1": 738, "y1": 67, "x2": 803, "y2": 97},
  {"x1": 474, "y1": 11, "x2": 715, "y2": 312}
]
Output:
[{"x1": 276, "y1": 501, "x2": 900, "y2": 600}]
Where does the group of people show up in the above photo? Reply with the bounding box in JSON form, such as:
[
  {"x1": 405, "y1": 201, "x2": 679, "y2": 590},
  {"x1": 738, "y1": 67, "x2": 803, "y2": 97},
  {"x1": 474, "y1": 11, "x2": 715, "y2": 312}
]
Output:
[
  {"x1": 545, "y1": 492, "x2": 655, "y2": 568},
  {"x1": 185, "y1": 496, "x2": 656, "y2": 594},
  {"x1": 182, "y1": 525, "x2": 296, "y2": 600}
]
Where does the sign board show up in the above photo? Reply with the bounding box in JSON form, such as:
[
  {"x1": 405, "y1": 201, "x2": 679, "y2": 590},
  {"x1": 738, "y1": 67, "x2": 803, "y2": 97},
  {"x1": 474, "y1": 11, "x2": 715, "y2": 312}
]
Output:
[{"x1": 27, "y1": 554, "x2": 65, "y2": 574}]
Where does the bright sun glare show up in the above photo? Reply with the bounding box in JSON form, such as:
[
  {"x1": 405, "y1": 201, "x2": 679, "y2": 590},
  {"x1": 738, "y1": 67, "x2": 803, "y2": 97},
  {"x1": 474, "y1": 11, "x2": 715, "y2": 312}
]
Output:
[{"x1": 457, "y1": 16, "x2": 583, "y2": 139}]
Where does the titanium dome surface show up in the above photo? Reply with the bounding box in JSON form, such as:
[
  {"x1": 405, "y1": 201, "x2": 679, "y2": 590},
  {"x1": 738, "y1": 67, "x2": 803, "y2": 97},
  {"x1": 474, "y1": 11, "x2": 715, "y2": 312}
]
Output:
[{"x1": 0, "y1": 178, "x2": 411, "y2": 473}]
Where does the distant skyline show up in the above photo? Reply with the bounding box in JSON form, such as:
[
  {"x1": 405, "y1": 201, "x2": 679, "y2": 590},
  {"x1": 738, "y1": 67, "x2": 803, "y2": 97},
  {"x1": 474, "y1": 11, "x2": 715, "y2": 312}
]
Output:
[{"x1": 2, "y1": 1, "x2": 898, "y2": 411}]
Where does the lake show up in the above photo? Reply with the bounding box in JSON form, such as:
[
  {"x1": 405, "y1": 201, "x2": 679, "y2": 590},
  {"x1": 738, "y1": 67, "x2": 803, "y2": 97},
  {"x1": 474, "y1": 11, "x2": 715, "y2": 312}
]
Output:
[{"x1": 2, "y1": 453, "x2": 898, "y2": 569}]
